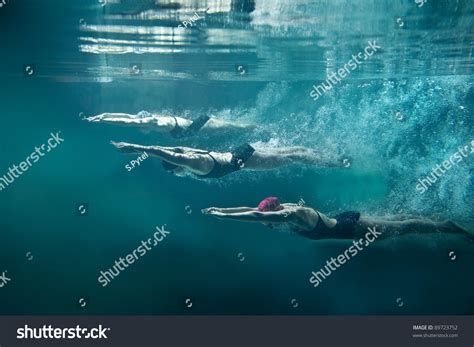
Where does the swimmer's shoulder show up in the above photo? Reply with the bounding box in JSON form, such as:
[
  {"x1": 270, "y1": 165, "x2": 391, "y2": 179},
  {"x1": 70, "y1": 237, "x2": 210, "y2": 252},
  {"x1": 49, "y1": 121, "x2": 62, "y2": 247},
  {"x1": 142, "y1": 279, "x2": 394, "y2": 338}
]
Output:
[
  {"x1": 282, "y1": 204, "x2": 317, "y2": 219},
  {"x1": 208, "y1": 151, "x2": 232, "y2": 163},
  {"x1": 280, "y1": 205, "x2": 317, "y2": 229}
]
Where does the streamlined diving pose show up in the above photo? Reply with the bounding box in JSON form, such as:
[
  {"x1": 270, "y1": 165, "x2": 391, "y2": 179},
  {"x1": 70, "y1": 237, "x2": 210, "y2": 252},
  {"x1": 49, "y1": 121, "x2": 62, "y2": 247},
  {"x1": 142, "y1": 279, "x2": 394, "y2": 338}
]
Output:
[
  {"x1": 202, "y1": 197, "x2": 470, "y2": 240},
  {"x1": 85, "y1": 111, "x2": 255, "y2": 138},
  {"x1": 111, "y1": 141, "x2": 347, "y2": 179}
]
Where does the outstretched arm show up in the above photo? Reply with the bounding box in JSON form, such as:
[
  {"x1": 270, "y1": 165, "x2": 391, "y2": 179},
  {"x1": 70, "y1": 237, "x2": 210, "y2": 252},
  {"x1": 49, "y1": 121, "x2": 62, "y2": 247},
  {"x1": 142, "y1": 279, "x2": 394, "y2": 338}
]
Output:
[
  {"x1": 86, "y1": 113, "x2": 159, "y2": 128},
  {"x1": 204, "y1": 209, "x2": 291, "y2": 224},
  {"x1": 88, "y1": 112, "x2": 138, "y2": 120},
  {"x1": 202, "y1": 207, "x2": 256, "y2": 214},
  {"x1": 111, "y1": 141, "x2": 193, "y2": 168}
]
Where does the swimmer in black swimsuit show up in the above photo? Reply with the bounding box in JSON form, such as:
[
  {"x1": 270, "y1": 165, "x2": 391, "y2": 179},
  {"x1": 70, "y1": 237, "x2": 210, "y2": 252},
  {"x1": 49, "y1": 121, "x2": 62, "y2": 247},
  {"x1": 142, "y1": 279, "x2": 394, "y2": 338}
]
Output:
[
  {"x1": 202, "y1": 197, "x2": 471, "y2": 240},
  {"x1": 111, "y1": 141, "x2": 348, "y2": 179},
  {"x1": 85, "y1": 111, "x2": 255, "y2": 137}
]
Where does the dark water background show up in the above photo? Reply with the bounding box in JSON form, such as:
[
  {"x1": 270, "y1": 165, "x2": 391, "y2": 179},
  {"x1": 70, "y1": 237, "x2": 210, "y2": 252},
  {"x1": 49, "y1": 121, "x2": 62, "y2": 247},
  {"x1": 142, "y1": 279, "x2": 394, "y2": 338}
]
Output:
[{"x1": 0, "y1": 0, "x2": 473, "y2": 314}]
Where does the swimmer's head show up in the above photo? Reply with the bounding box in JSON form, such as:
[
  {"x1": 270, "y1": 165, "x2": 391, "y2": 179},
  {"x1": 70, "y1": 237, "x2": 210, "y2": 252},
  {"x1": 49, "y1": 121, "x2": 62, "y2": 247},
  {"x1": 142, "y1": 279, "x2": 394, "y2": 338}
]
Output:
[
  {"x1": 258, "y1": 197, "x2": 283, "y2": 212},
  {"x1": 162, "y1": 161, "x2": 186, "y2": 176},
  {"x1": 162, "y1": 148, "x2": 186, "y2": 176}
]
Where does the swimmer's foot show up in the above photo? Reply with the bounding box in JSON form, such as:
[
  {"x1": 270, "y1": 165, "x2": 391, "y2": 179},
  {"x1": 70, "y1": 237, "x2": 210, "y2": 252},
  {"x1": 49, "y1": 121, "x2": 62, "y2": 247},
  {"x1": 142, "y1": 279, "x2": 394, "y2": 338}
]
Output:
[
  {"x1": 239, "y1": 122, "x2": 258, "y2": 130},
  {"x1": 308, "y1": 152, "x2": 351, "y2": 168}
]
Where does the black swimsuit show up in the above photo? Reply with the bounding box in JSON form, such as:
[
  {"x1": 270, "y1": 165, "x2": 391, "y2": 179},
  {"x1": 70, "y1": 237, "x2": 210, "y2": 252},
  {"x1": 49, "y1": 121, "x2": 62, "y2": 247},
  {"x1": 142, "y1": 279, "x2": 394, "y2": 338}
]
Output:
[
  {"x1": 170, "y1": 115, "x2": 210, "y2": 138},
  {"x1": 297, "y1": 211, "x2": 361, "y2": 240},
  {"x1": 196, "y1": 144, "x2": 255, "y2": 179}
]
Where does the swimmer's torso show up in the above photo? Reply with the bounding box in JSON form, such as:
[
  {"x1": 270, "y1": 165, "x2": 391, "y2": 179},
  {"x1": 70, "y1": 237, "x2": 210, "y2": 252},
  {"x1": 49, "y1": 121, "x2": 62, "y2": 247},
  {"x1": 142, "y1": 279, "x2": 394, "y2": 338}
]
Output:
[
  {"x1": 180, "y1": 149, "x2": 232, "y2": 175},
  {"x1": 281, "y1": 204, "x2": 337, "y2": 234},
  {"x1": 153, "y1": 115, "x2": 192, "y2": 131}
]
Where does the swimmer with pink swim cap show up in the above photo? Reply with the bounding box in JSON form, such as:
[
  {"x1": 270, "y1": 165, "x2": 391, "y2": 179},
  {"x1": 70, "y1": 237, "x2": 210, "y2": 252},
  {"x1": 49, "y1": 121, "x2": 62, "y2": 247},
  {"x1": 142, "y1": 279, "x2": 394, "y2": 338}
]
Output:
[
  {"x1": 202, "y1": 197, "x2": 469, "y2": 241},
  {"x1": 257, "y1": 197, "x2": 284, "y2": 212}
]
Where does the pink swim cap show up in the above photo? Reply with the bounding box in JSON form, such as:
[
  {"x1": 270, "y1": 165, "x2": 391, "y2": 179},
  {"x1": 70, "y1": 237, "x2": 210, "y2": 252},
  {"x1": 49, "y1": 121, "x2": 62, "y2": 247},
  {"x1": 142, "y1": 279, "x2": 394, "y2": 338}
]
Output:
[{"x1": 258, "y1": 197, "x2": 283, "y2": 212}]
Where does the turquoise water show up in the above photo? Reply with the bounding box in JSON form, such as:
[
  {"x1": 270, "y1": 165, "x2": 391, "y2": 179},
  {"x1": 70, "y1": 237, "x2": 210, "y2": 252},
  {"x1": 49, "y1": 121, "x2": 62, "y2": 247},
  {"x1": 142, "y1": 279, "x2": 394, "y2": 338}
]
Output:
[{"x1": 0, "y1": 0, "x2": 473, "y2": 314}]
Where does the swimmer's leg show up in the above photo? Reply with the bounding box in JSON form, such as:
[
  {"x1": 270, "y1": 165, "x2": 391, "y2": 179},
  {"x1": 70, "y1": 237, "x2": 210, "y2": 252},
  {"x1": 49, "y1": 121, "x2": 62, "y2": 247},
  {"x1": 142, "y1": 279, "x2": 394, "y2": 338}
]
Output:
[
  {"x1": 201, "y1": 118, "x2": 257, "y2": 132},
  {"x1": 356, "y1": 215, "x2": 470, "y2": 240},
  {"x1": 255, "y1": 146, "x2": 311, "y2": 155},
  {"x1": 245, "y1": 148, "x2": 345, "y2": 169}
]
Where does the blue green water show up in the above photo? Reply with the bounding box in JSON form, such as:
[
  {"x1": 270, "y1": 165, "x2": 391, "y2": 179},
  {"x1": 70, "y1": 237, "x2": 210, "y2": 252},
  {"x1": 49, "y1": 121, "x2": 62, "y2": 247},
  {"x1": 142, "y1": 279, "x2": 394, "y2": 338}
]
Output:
[{"x1": 0, "y1": 0, "x2": 473, "y2": 314}]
